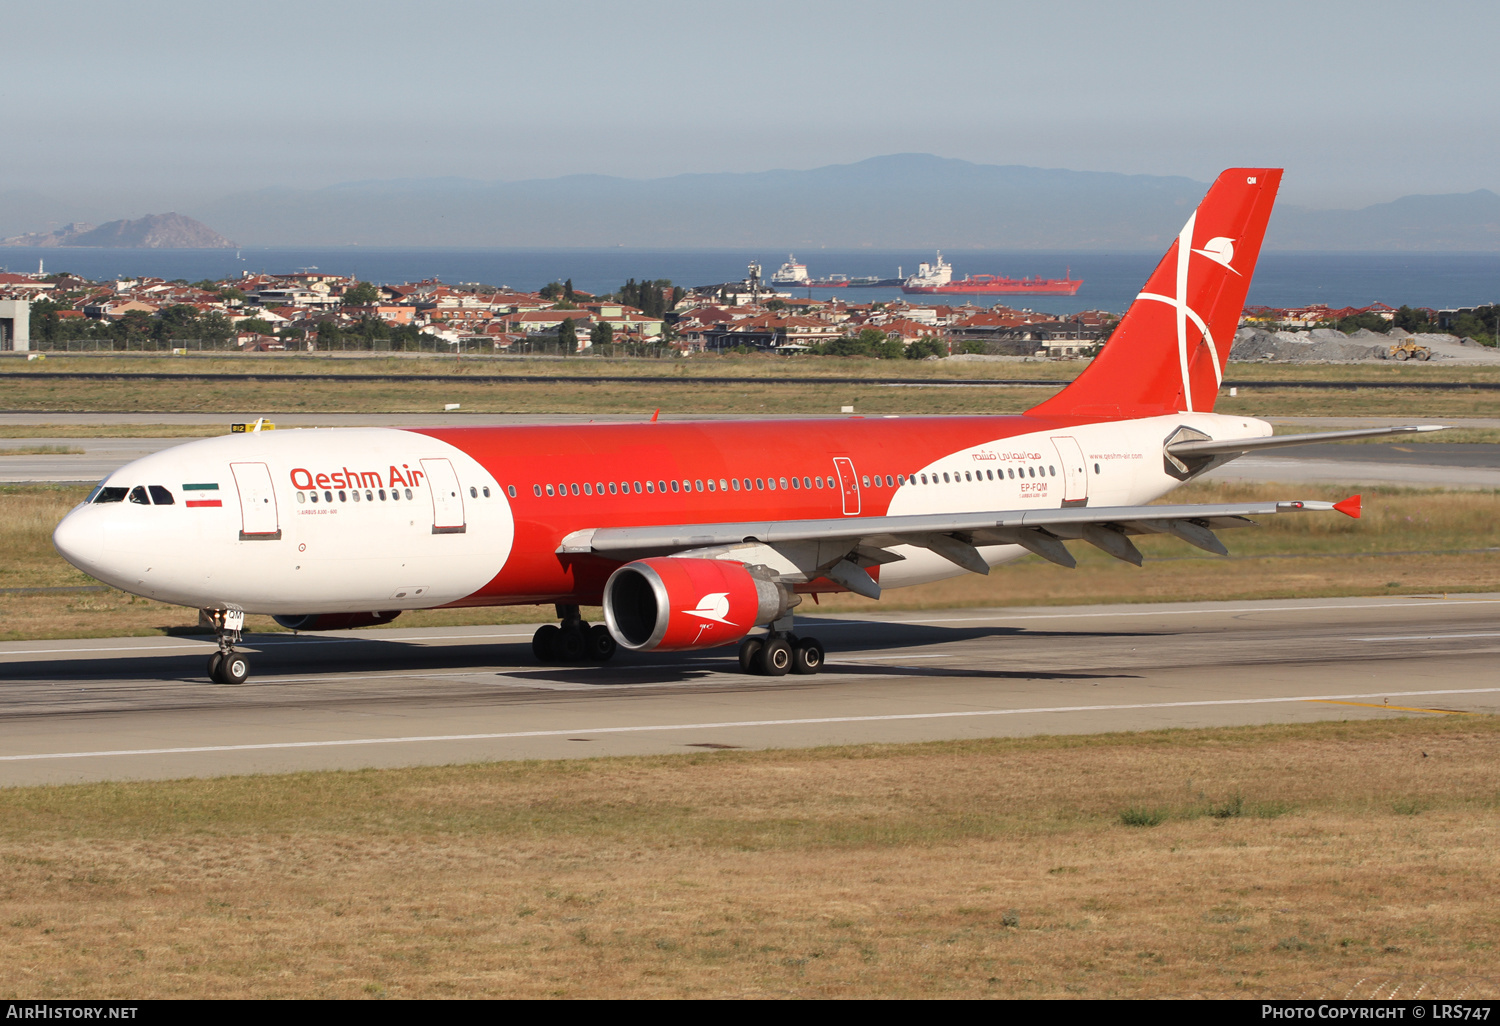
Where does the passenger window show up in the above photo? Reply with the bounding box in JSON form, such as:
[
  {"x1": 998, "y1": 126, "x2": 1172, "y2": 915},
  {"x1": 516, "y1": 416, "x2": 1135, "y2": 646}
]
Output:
[
  {"x1": 509, "y1": 486, "x2": 517, "y2": 498},
  {"x1": 533, "y1": 485, "x2": 542, "y2": 497},
  {"x1": 1008, "y1": 468, "x2": 1015, "y2": 479},
  {"x1": 595, "y1": 482, "x2": 604, "y2": 494},
  {"x1": 338, "y1": 490, "x2": 347, "y2": 502},
  {"x1": 633, "y1": 481, "x2": 642, "y2": 493},
  {"x1": 756, "y1": 478, "x2": 765, "y2": 490},
  {"x1": 720, "y1": 479, "x2": 729, "y2": 491},
  {"x1": 919, "y1": 474, "x2": 927, "y2": 484},
  {"x1": 779, "y1": 477, "x2": 789, "y2": 489},
  {"x1": 148, "y1": 485, "x2": 174, "y2": 505},
  {"x1": 310, "y1": 491, "x2": 319, "y2": 503},
  {"x1": 1049, "y1": 466, "x2": 1056, "y2": 476},
  {"x1": 325, "y1": 490, "x2": 334, "y2": 502},
  {"x1": 485, "y1": 487, "x2": 493, "y2": 498},
  {"x1": 404, "y1": 488, "x2": 412, "y2": 500},
  {"x1": 93, "y1": 486, "x2": 128, "y2": 503},
  {"x1": 584, "y1": 482, "x2": 593, "y2": 495},
  {"x1": 546, "y1": 484, "x2": 555, "y2": 496},
  {"x1": 860, "y1": 476, "x2": 869, "y2": 488},
  {"x1": 128, "y1": 486, "x2": 149, "y2": 505},
  {"x1": 708, "y1": 479, "x2": 717, "y2": 492},
  {"x1": 571, "y1": 483, "x2": 580, "y2": 496},
  {"x1": 896, "y1": 475, "x2": 905, "y2": 485},
  {"x1": 1094, "y1": 463, "x2": 1100, "y2": 475},
  {"x1": 469, "y1": 487, "x2": 478, "y2": 498},
  {"x1": 608, "y1": 482, "x2": 618, "y2": 495},
  {"x1": 942, "y1": 473, "x2": 950, "y2": 483},
  {"x1": 297, "y1": 491, "x2": 306, "y2": 504},
  {"x1": 659, "y1": 480, "x2": 667, "y2": 493},
  {"x1": 788, "y1": 477, "x2": 797, "y2": 490},
  {"x1": 743, "y1": 478, "x2": 752, "y2": 490},
  {"x1": 885, "y1": 475, "x2": 894, "y2": 487},
  {"x1": 381, "y1": 489, "x2": 389, "y2": 500},
  {"x1": 801, "y1": 477, "x2": 810, "y2": 489},
  {"x1": 670, "y1": 480, "x2": 680, "y2": 493},
  {"x1": 731, "y1": 478, "x2": 740, "y2": 491},
  {"x1": 646, "y1": 481, "x2": 655, "y2": 493},
  {"x1": 694, "y1": 480, "x2": 703, "y2": 492}
]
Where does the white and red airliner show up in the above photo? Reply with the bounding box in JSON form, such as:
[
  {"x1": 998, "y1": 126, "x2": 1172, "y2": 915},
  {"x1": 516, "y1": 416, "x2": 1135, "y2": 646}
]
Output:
[{"x1": 53, "y1": 168, "x2": 1437, "y2": 684}]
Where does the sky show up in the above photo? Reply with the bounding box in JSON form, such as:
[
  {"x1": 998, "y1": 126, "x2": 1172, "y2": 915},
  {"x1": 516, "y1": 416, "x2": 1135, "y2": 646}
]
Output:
[{"x1": 5, "y1": 0, "x2": 1498, "y2": 217}]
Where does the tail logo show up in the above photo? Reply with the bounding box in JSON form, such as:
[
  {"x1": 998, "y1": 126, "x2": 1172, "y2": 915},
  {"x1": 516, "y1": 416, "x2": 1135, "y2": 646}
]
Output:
[
  {"x1": 1192, "y1": 236, "x2": 1239, "y2": 273},
  {"x1": 1134, "y1": 210, "x2": 1225, "y2": 412}
]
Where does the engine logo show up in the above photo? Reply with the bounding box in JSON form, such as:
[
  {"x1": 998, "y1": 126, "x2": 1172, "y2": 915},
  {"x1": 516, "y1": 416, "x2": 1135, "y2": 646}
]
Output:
[{"x1": 684, "y1": 592, "x2": 735, "y2": 625}]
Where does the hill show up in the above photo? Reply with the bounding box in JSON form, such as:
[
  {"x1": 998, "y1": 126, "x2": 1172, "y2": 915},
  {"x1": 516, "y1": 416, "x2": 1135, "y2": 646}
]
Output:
[{"x1": 0, "y1": 212, "x2": 236, "y2": 249}]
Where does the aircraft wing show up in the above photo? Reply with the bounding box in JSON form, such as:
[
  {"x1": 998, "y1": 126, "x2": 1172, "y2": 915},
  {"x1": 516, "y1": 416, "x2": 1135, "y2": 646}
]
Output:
[{"x1": 557, "y1": 496, "x2": 1361, "y2": 598}]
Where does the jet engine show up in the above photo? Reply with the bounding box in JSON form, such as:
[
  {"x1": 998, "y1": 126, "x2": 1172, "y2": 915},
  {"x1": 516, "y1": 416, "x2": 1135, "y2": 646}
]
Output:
[
  {"x1": 272, "y1": 611, "x2": 402, "y2": 631},
  {"x1": 603, "y1": 557, "x2": 795, "y2": 652}
]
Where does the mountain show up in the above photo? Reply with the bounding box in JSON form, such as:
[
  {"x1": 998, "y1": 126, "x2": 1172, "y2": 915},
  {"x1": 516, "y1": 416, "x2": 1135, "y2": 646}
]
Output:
[
  {"x1": 1268, "y1": 189, "x2": 1500, "y2": 250},
  {"x1": 0, "y1": 212, "x2": 236, "y2": 249},
  {"x1": 191, "y1": 155, "x2": 1210, "y2": 249}
]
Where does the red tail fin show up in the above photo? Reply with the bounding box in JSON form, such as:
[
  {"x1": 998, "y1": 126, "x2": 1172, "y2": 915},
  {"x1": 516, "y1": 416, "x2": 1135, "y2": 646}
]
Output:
[{"x1": 1028, "y1": 168, "x2": 1282, "y2": 419}]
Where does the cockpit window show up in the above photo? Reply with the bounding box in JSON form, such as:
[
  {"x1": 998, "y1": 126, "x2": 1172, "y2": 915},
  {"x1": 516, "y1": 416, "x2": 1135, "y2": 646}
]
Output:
[
  {"x1": 93, "y1": 486, "x2": 128, "y2": 504},
  {"x1": 128, "y1": 486, "x2": 150, "y2": 505},
  {"x1": 148, "y1": 485, "x2": 174, "y2": 505}
]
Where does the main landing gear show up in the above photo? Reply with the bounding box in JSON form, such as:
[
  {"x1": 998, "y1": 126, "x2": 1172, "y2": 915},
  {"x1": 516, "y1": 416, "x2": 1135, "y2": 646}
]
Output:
[
  {"x1": 737, "y1": 618, "x2": 824, "y2": 677},
  {"x1": 204, "y1": 608, "x2": 251, "y2": 685},
  {"x1": 533, "y1": 604, "x2": 617, "y2": 664}
]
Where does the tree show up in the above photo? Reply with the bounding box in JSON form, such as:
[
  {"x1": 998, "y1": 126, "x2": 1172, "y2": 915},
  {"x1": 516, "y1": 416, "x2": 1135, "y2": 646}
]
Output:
[
  {"x1": 590, "y1": 320, "x2": 614, "y2": 348},
  {"x1": 1394, "y1": 305, "x2": 1433, "y2": 333},
  {"x1": 1335, "y1": 312, "x2": 1393, "y2": 334},
  {"x1": 564, "y1": 278, "x2": 576, "y2": 302},
  {"x1": 540, "y1": 281, "x2": 564, "y2": 300},
  {"x1": 237, "y1": 317, "x2": 277, "y2": 336},
  {"x1": 342, "y1": 281, "x2": 381, "y2": 306},
  {"x1": 905, "y1": 337, "x2": 948, "y2": 360},
  {"x1": 558, "y1": 316, "x2": 579, "y2": 355}
]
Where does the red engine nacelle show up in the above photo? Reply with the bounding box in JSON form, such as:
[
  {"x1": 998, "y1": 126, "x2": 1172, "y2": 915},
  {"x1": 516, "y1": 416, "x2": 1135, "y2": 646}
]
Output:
[
  {"x1": 603, "y1": 557, "x2": 794, "y2": 652},
  {"x1": 272, "y1": 611, "x2": 402, "y2": 631}
]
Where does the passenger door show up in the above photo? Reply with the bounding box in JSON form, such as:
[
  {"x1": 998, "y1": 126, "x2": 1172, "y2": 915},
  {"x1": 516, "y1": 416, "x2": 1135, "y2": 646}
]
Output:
[
  {"x1": 832, "y1": 456, "x2": 861, "y2": 516},
  {"x1": 420, "y1": 457, "x2": 467, "y2": 534},
  {"x1": 1051, "y1": 436, "x2": 1089, "y2": 507},
  {"x1": 230, "y1": 462, "x2": 281, "y2": 540}
]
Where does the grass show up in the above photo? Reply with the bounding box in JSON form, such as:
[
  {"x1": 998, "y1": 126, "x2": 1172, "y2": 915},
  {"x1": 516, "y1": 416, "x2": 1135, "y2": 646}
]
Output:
[
  {"x1": 3, "y1": 355, "x2": 1499, "y2": 418},
  {"x1": 6, "y1": 481, "x2": 1498, "y2": 640},
  {"x1": 0, "y1": 445, "x2": 85, "y2": 455},
  {"x1": 0, "y1": 717, "x2": 1495, "y2": 998}
]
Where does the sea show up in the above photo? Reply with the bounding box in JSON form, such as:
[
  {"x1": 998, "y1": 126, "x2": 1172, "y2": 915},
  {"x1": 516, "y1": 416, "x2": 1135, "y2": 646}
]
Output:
[{"x1": 3, "y1": 247, "x2": 1498, "y2": 316}]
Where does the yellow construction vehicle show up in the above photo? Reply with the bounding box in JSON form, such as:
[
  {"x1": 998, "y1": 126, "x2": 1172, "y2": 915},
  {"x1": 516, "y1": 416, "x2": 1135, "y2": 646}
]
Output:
[{"x1": 1383, "y1": 341, "x2": 1431, "y2": 361}]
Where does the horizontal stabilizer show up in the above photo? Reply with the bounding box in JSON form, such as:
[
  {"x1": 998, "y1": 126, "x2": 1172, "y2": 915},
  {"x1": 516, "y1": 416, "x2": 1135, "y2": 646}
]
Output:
[{"x1": 1166, "y1": 424, "x2": 1448, "y2": 458}]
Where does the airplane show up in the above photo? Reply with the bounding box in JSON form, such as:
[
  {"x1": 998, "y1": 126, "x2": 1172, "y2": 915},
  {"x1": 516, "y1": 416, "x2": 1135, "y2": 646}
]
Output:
[{"x1": 52, "y1": 168, "x2": 1442, "y2": 686}]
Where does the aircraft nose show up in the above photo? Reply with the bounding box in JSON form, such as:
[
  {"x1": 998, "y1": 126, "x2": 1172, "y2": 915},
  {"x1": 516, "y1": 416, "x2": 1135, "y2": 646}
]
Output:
[{"x1": 53, "y1": 508, "x2": 106, "y2": 576}]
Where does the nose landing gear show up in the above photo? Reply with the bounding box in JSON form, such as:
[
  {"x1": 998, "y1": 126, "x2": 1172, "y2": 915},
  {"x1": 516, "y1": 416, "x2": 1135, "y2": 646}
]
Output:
[
  {"x1": 204, "y1": 608, "x2": 250, "y2": 684},
  {"x1": 533, "y1": 604, "x2": 617, "y2": 664}
]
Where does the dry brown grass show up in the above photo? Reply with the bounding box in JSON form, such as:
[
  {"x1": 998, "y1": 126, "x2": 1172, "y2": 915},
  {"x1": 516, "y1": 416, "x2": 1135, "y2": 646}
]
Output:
[
  {"x1": 5, "y1": 483, "x2": 1497, "y2": 640},
  {"x1": 0, "y1": 718, "x2": 1496, "y2": 998},
  {"x1": 3, "y1": 359, "x2": 1499, "y2": 417}
]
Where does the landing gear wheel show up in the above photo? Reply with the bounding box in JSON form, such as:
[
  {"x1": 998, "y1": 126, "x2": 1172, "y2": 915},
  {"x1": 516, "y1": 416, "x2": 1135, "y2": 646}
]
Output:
[
  {"x1": 556, "y1": 629, "x2": 586, "y2": 663},
  {"x1": 738, "y1": 636, "x2": 765, "y2": 675},
  {"x1": 206, "y1": 652, "x2": 224, "y2": 683},
  {"x1": 758, "y1": 637, "x2": 792, "y2": 677},
  {"x1": 586, "y1": 624, "x2": 617, "y2": 662},
  {"x1": 532, "y1": 624, "x2": 560, "y2": 662},
  {"x1": 792, "y1": 636, "x2": 824, "y2": 675},
  {"x1": 220, "y1": 652, "x2": 250, "y2": 686}
]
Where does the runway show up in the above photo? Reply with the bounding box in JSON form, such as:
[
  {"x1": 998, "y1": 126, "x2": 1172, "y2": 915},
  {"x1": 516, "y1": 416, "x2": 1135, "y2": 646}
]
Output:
[{"x1": 2, "y1": 594, "x2": 1497, "y2": 786}]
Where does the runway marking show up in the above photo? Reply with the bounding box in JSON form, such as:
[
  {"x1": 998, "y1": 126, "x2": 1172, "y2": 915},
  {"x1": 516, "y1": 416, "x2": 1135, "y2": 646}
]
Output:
[
  {"x1": 1351, "y1": 632, "x2": 1500, "y2": 642},
  {"x1": 1306, "y1": 700, "x2": 1480, "y2": 715},
  {"x1": 6, "y1": 598, "x2": 1496, "y2": 659},
  {"x1": 3, "y1": 687, "x2": 1496, "y2": 763}
]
